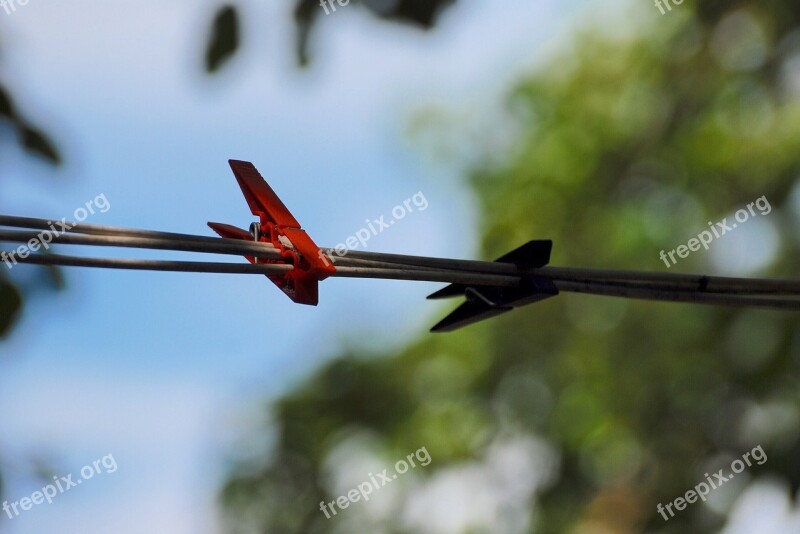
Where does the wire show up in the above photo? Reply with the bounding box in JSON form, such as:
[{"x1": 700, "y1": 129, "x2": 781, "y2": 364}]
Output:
[
  {"x1": 555, "y1": 280, "x2": 800, "y2": 310},
  {"x1": 0, "y1": 229, "x2": 284, "y2": 261},
  {"x1": 3, "y1": 252, "x2": 293, "y2": 275},
  {"x1": 2, "y1": 214, "x2": 800, "y2": 306}
]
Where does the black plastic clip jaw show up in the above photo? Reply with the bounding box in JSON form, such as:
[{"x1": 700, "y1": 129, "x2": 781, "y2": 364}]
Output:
[{"x1": 428, "y1": 240, "x2": 559, "y2": 333}]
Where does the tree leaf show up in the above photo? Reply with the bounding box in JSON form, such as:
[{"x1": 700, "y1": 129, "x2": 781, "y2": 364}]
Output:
[
  {"x1": 19, "y1": 124, "x2": 61, "y2": 165},
  {"x1": 0, "y1": 281, "x2": 22, "y2": 339},
  {"x1": 0, "y1": 85, "x2": 17, "y2": 119},
  {"x1": 205, "y1": 5, "x2": 241, "y2": 72},
  {"x1": 292, "y1": 0, "x2": 457, "y2": 66},
  {"x1": 365, "y1": 0, "x2": 456, "y2": 27}
]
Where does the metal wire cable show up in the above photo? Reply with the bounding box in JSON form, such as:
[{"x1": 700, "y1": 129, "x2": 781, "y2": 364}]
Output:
[{"x1": 2, "y1": 214, "x2": 800, "y2": 306}]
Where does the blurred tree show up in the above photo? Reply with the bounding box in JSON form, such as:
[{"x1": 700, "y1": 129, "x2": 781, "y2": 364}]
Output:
[{"x1": 218, "y1": 1, "x2": 800, "y2": 533}]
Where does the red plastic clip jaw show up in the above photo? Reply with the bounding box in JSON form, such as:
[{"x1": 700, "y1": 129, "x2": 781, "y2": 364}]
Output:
[{"x1": 208, "y1": 160, "x2": 335, "y2": 306}]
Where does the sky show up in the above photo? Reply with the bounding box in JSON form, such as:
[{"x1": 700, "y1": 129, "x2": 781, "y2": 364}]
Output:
[{"x1": 0, "y1": 1, "x2": 795, "y2": 533}]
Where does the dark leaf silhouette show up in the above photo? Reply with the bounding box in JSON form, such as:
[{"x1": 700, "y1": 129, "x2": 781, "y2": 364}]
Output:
[
  {"x1": 364, "y1": 0, "x2": 456, "y2": 27},
  {"x1": 0, "y1": 86, "x2": 17, "y2": 119},
  {"x1": 0, "y1": 281, "x2": 22, "y2": 339},
  {"x1": 294, "y1": 0, "x2": 456, "y2": 64},
  {"x1": 20, "y1": 125, "x2": 61, "y2": 165},
  {"x1": 205, "y1": 5, "x2": 241, "y2": 72},
  {"x1": 204, "y1": 1, "x2": 457, "y2": 68}
]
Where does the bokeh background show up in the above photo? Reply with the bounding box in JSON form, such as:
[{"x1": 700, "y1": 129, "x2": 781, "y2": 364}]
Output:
[{"x1": 2, "y1": 0, "x2": 800, "y2": 532}]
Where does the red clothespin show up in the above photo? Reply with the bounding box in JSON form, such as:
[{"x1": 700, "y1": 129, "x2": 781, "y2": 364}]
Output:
[{"x1": 208, "y1": 160, "x2": 335, "y2": 305}]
